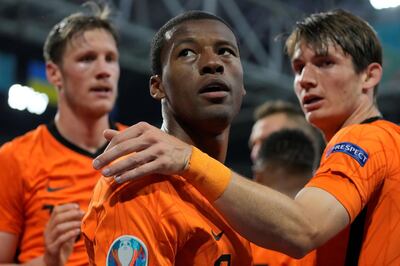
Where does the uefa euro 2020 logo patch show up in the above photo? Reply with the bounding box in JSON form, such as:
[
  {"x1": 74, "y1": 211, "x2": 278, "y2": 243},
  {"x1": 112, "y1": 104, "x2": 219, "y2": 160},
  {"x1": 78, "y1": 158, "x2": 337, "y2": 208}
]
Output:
[
  {"x1": 107, "y1": 235, "x2": 148, "y2": 266},
  {"x1": 327, "y1": 142, "x2": 368, "y2": 167}
]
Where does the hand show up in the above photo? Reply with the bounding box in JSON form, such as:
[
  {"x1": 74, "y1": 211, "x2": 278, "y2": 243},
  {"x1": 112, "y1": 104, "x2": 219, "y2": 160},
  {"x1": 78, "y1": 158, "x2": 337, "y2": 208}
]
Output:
[
  {"x1": 43, "y1": 203, "x2": 84, "y2": 266},
  {"x1": 93, "y1": 122, "x2": 192, "y2": 183}
]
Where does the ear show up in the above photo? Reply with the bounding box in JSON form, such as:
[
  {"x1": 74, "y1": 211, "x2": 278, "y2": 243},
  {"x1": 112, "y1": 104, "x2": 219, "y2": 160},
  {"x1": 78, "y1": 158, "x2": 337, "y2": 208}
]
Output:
[
  {"x1": 46, "y1": 62, "x2": 63, "y2": 90},
  {"x1": 149, "y1": 75, "x2": 166, "y2": 100},
  {"x1": 242, "y1": 85, "x2": 247, "y2": 96},
  {"x1": 362, "y1": 62, "x2": 382, "y2": 94}
]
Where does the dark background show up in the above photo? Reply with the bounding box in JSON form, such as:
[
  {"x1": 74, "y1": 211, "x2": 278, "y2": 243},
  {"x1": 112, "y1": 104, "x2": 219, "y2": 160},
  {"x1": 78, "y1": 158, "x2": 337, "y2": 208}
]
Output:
[{"x1": 1, "y1": 0, "x2": 399, "y2": 177}]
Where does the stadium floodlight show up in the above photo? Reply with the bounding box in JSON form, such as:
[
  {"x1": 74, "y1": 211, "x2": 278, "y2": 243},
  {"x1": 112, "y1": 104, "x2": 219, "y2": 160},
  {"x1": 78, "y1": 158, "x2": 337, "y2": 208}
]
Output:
[
  {"x1": 8, "y1": 84, "x2": 49, "y2": 115},
  {"x1": 370, "y1": 0, "x2": 400, "y2": 9}
]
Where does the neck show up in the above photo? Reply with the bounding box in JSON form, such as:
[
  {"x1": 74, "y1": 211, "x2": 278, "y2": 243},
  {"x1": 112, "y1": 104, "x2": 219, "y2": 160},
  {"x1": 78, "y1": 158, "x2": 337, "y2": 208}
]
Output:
[
  {"x1": 322, "y1": 103, "x2": 381, "y2": 141},
  {"x1": 161, "y1": 119, "x2": 230, "y2": 163},
  {"x1": 54, "y1": 110, "x2": 110, "y2": 154}
]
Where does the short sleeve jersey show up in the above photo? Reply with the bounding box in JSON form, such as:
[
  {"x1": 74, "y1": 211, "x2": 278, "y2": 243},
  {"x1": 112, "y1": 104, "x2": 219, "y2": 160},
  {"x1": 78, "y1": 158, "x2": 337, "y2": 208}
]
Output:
[
  {"x1": 306, "y1": 119, "x2": 400, "y2": 265},
  {"x1": 0, "y1": 122, "x2": 125, "y2": 265},
  {"x1": 82, "y1": 174, "x2": 253, "y2": 266}
]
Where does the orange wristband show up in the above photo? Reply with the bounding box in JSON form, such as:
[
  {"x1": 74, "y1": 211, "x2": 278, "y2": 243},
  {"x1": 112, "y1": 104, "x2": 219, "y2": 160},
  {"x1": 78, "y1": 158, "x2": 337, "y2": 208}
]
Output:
[{"x1": 182, "y1": 146, "x2": 232, "y2": 202}]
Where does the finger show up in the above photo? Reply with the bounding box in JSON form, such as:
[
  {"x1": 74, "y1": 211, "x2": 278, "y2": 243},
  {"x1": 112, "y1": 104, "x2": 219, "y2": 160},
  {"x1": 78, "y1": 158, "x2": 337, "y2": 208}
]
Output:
[
  {"x1": 51, "y1": 206, "x2": 84, "y2": 221},
  {"x1": 47, "y1": 206, "x2": 84, "y2": 232},
  {"x1": 47, "y1": 228, "x2": 81, "y2": 252},
  {"x1": 47, "y1": 204, "x2": 81, "y2": 227},
  {"x1": 115, "y1": 159, "x2": 161, "y2": 183},
  {"x1": 103, "y1": 129, "x2": 119, "y2": 141},
  {"x1": 96, "y1": 140, "x2": 147, "y2": 174},
  {"x1": 101, "y1": 139, "x2": 160, "y2": 177},
  {"x1": 52, "y1": 203, "x2": 80, "y2": 213},
  {"x1": 46, "y1": 221, "x2": 82, "y2": 242},
  {"x1": 108, "y1": 138, "x2": 192, "y2": 180},
  {"x1": 101, "y1": 152, "x2": 141, "y2": 177},
  {"x1": 94, "y1": 122, "x2": 151, "y2": 169}
]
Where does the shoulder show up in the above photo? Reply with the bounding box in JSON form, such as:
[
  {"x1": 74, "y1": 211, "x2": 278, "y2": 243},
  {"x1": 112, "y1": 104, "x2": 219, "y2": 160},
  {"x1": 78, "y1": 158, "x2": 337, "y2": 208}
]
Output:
[
  {"x1": 321, "y1": 119, "x2": 398, "y2": 172},
  {"x1": 0, "y1": 125, "x2": 48, "y2": 159},
  {"x1": 330, "y1": 120, "x2": 398, "y2": 147},
  {"x1": 94, "y1": 174, "x2": 188, "y2": 206}
]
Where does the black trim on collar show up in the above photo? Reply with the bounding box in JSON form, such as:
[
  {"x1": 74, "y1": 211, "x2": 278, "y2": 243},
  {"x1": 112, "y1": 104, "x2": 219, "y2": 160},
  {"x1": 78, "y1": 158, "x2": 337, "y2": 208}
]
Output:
[
  {"x1": 46, "y1": 119, "x2": 117, "y2": 158},
  {"x1": 360, "y1": 116, "x2": 382, "y2": 124}
]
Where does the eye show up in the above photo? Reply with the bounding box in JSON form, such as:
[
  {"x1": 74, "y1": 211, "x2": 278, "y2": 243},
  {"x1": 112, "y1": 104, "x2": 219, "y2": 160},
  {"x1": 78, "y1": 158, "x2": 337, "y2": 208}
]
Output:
[
  {"x1": 79, "y1": 54, "x2": 96, "y2": 62},
  {"x1": 218, "y1": 47, "x2": 236, "y2": 56},
  {"x1": 106, "y1": 53, "x2": 118, "y2": 62},
  {"x1": 317, "y1": 58, "x2": 334, "y2": 68},
  {"x1": 178, "y1": 49, "x2": 195, "y2": 57},
  {"x1": 292, "y1": 62, "x2": 304, "y2": 74}
]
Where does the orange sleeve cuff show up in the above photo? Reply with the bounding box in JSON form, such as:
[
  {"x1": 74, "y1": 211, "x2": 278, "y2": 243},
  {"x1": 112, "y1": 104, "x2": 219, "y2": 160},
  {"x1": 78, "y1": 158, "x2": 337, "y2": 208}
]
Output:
[{"x1": 182, "y1": 146, "x2": 232, "y2": 202}]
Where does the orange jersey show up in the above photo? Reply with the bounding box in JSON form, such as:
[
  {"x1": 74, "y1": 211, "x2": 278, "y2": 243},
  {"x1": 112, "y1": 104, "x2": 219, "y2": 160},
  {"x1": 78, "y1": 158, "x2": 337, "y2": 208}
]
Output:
[
  {"x1": 82, "y1": 174, "x2": 253, "y2": 265},
  {"x1": 251, "y1": 243, "x2": 316, "y2": 266},
  {"x1": 0, "y1": 122, "x2": 126, "y2": 265},
  {"x1": 306, "y1": 119, "x2": 400, "y2": 265}
]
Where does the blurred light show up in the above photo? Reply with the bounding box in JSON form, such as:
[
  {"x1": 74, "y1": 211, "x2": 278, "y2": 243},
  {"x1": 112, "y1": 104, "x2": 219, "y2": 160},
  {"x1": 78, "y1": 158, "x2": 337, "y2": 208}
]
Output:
[
  {"x1": 8, "y1": 84, "x2": 49, "y2": 115},
  {"x1": 370, "y1": 0, "x2": 400, "y2": 9}
]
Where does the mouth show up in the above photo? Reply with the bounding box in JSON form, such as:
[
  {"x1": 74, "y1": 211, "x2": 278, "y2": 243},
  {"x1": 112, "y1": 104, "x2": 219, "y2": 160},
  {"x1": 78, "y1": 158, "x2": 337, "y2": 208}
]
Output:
[
  {"x1": 89, "y1": 86, "x2": 114, "y2": 98},
  {"x1": 90, "y1": 86, "x2": 112, "y2": 93},
  {"x1": 303, "y1": 95, "x2": 323, "y2": 105},
  {"x1": 302, "y1": 94, "x2": 323, "y2": 112},
  {"x1": 198, "y1": 81, "x2": 230, "y2": 102},
  {"x1": 199, "y1": 81, "x2": 230, "y2": 94}
]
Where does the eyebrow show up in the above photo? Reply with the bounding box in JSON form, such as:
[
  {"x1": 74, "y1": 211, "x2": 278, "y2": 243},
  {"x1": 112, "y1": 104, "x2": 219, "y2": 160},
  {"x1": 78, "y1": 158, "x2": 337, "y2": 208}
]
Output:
[
  {"x1": 173, "y1": 37, "x2": 197, "y2": 48},
  {"x1": 173, "y1": 37, "x2": 238, "y2": 52},
  {"x1": 291, "y1": 51, "x2": 333, "y2": 63}
]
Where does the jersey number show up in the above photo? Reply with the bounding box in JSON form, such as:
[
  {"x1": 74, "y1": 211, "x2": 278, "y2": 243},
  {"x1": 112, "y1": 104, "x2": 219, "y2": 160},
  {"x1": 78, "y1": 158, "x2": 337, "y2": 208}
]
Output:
[{"x1": 214, "y1": 254, "x2": 231, "y2": 266}]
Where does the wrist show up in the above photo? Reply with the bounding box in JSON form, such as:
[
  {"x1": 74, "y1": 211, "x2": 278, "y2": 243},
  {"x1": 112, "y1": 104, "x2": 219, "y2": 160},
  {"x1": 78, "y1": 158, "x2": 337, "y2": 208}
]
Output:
[{"x1": 182, "y1": 146, "x2": 232, "y2": 202}]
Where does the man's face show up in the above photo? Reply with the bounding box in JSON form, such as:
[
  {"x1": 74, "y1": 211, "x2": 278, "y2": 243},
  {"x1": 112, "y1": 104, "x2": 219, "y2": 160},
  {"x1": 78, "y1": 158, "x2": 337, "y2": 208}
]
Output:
[
  {"x1": 53, "y1": 28, "x2": 120, "y2": 118},
  {"x1": 249, "y1": 113, "x2": 301, "y2": 162},
  {"x1": 291, "y1": 42, "x2": 364, "y2": 137},
  {"x1": 154, "y1": 19, "x2": 245, "y2": 133}
]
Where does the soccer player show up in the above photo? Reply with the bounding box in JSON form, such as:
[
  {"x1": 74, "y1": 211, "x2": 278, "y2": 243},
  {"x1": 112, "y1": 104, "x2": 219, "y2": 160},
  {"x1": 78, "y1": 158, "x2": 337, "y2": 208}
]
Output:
[
  {"x1": 94, "y1": 9, "x2": 400, "y2": 265},
  {"x1": 249, "y1": 100, "x2": 323, "y2": 165},
  {"x1": 82, "y1": 10, "x2": 252, "y2": 265},
  {"x1": 252, "y1": 129, "x2": 316, "y2": 198},
  {"x1": 0, "y1": 3, "x2": 123, "y2": 265},
  {"x1": 251, "y1": 129, "x2": 317, "y2": 265}
]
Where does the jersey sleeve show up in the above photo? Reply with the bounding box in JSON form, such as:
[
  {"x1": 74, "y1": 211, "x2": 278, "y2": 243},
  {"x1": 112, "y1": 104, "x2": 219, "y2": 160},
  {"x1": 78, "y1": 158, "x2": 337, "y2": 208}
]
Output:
[
  {"x1": 0, "y1": 142, "x2": 25, "y2": 235},
  {"x1": 306, "y1": 123, "x2": 390, "y2": 221}
]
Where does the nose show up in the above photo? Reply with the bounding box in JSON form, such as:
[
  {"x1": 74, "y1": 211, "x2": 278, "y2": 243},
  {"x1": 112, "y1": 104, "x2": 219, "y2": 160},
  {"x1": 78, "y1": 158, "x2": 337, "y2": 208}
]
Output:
[
  {"x1": 298, "y1": 64, "x2": 317, "y2": 90},
  {"x1": 95, "y1": 57, "x2": 112, "y2": 79},
  {"x1": 199, "y1": 49, "x2": 224, "y2": 75}
]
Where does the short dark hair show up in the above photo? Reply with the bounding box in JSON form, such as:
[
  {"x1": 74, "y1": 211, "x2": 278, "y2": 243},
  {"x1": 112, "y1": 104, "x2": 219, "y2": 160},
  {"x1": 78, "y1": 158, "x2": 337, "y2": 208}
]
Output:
[
  {"x1": 253, "y1": 100, "x2": 326, "y2": 162},
  {"x1": 257, "y1": 129, "x2": 316, "y2": 172},
  {"x1": 150, "y1": 10, "x2": 237, "y2": 75},
  {"x1": 43, "y1": 2, "x2": 118, "y2": 65},
  {"x1": 285, "y1": 9, "x2": 382, "y2": 95},
  {"x1": 254, "y1": 100, "x2": 303, "y2": 121}
]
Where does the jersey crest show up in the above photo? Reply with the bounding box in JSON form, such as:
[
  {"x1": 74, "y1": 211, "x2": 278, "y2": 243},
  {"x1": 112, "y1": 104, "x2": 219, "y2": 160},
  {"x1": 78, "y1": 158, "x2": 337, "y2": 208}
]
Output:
[
  {"x1": 107, "y1": 235, "x2": 148, "y2": 266},
  {"x1": 327, "y1": 142, "x2": 369, "y2": 167}
]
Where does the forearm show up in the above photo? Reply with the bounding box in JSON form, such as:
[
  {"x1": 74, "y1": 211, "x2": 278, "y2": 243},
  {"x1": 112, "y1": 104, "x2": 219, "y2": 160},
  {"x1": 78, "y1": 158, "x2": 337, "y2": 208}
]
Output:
[
  {"x1": 182, "y1": 147, "x2": 349, "y2": 258},
  {"x1": 214, "y1": 173, "x2": 318, "y2": 258}
]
